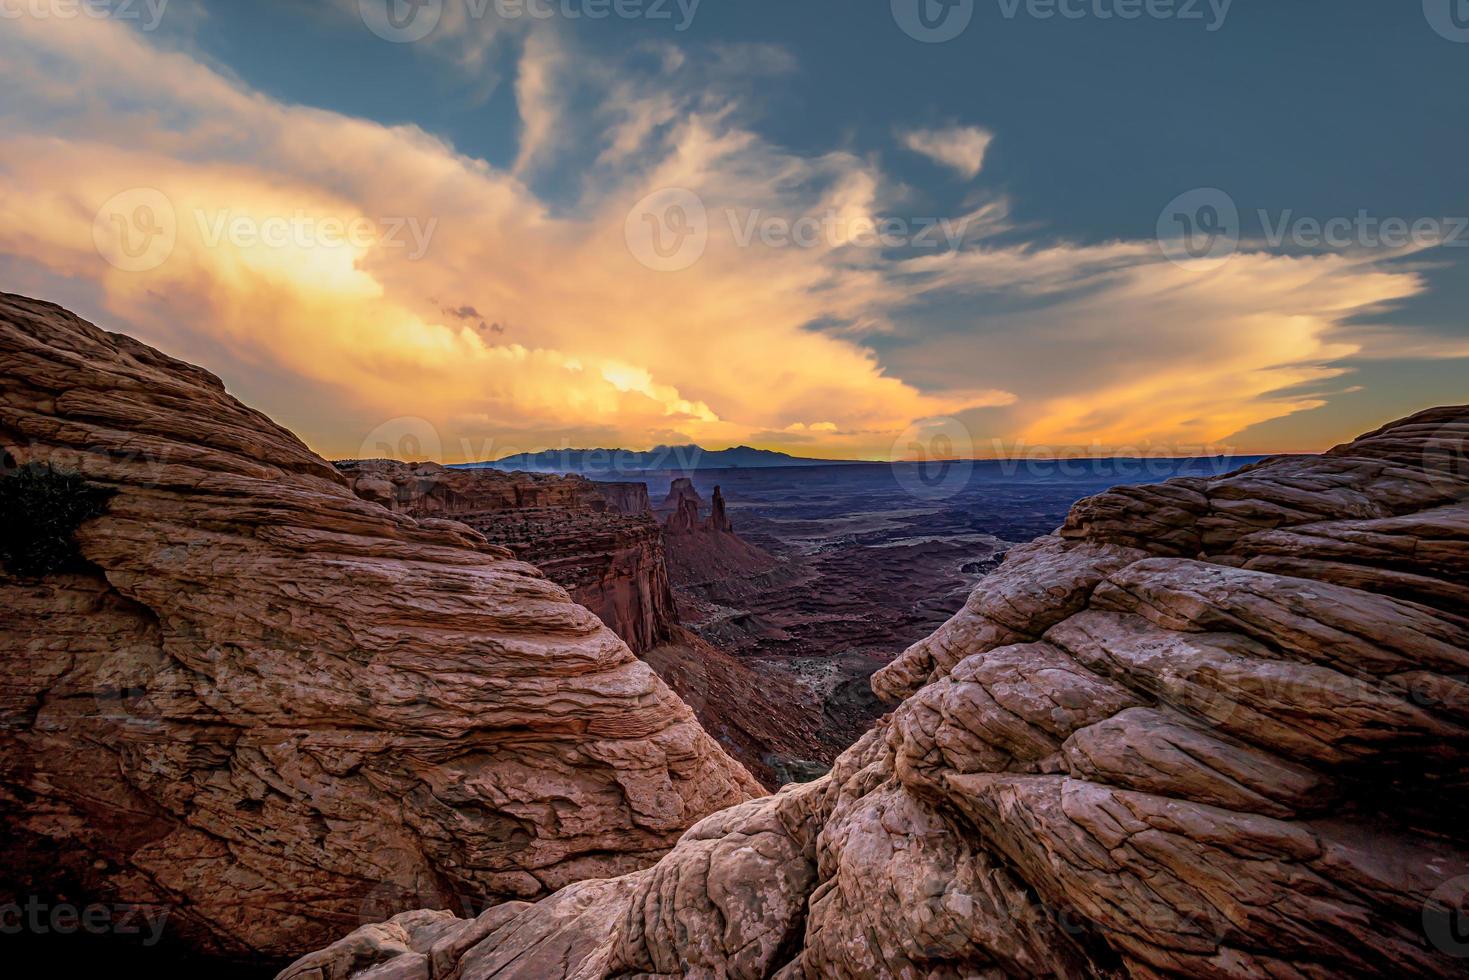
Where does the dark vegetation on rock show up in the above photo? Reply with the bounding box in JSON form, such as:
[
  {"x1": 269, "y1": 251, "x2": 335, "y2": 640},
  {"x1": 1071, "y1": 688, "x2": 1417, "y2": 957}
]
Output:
[{"x1": 0, "y1": 461, "x2": 114, "y2": 576}]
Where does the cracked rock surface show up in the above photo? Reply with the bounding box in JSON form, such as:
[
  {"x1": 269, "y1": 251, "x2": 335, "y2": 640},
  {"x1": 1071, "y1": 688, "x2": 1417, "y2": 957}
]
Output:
[
  {"x1": 0, "y1": 293, "x2": 760, "y2": 961},
  {"x1": 284, "y1": 404, "x2": 1469, "y2": 978}
]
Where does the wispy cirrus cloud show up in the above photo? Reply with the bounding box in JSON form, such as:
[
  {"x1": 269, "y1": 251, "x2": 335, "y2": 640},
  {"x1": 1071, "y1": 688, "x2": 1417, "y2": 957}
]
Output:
[{"x1": 900, "y1": 125, "x2": 995, "y2": 180}]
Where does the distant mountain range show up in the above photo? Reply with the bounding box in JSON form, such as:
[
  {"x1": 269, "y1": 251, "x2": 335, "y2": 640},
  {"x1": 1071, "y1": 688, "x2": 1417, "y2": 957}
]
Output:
[{"x1": 460, "y1": 444, "x2": 864, "y2": 475}]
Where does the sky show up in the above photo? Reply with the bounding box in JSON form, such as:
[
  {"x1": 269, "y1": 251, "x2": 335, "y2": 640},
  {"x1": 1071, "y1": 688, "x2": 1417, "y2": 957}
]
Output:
[{"x1": 0, "y1": 0, "x2": 1465, "y2": 463}]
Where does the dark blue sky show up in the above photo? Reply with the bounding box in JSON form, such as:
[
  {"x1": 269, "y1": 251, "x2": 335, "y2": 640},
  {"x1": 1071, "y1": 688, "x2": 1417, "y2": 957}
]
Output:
[{"x1": 196, "y1": 1, "x2": 1467, "y2": 244}]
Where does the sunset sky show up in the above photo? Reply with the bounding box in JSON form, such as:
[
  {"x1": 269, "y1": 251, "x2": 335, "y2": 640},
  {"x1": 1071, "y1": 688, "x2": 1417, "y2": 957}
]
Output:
[{"x1": 1, "y1": 0, "x2": 1465, "y2": 463}]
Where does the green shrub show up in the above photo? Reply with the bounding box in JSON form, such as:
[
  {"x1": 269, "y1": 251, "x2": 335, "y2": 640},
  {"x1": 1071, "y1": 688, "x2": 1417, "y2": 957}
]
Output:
[{"x1": 0, "y1": 462, "x2": 115, "y2": 577}]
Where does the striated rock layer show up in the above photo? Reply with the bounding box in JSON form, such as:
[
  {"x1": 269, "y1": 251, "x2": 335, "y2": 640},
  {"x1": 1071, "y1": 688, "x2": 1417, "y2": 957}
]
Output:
[
  {"x1": 337, "y1": 461, "x2": 679, "y2": 653},
  {"x1": 286, "y1": 406, "x2": 1469, "y2": 978},
  {"x1": 333, "y1": 461, "x2": 815, "y2": 785},
  {"x1": 591, "y1": 482, "x2": 652, "y2": 517},
  {"x1": 0, "y1": 293, "x2": 761, "y2": 962}
]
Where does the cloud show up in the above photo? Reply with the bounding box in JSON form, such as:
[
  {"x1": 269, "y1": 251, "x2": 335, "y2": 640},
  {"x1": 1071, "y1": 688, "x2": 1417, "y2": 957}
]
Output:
[
  {"x1": 0, "y1": 6, "x2": 1003, "y2": 463},
  {"x1": 900, "y1": 126, "x2": 994, "y2": 180},
  {"x1": 0, "y1": 5, "x2": 1455, "y2": 464}
]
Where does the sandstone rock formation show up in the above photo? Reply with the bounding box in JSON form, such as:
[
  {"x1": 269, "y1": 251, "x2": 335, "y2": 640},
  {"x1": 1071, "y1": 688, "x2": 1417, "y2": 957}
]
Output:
[
  {"x1": 656, "y1": 476, "x2": 702, "y2": 516},
  {"x1": 337, "y1": 461, "x2": 679, "y2": 653},
  {"x1": 0, "y1": 292, "x2": 761, "y2": 963},
  {"x1": 651, "y1": 478, "x2": 778, "y2": 589},
  {"x1": 665, "y1": 496, "x2": 701, "y2": 536},
  {"x1": 591, "y1": 482, "x2": 652, "y2": 517},
  {"x1": 284, "y1": 405, "x2": 1469, "y2": 978},
  {"x1": 705, "y1": 486, "x2": 733, "y2": 533},
  {"x1": 335, "y1": 461, "x2": 823, "y2": 788}
]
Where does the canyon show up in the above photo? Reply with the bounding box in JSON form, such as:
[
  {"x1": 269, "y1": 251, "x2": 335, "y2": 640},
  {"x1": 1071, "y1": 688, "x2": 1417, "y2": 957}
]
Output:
[
  {"x1": 331, "y1": 460, "x2": 823, "y2": 786},
  {"x1": 335, "y1": 460, "x2": 680, "y2": 656},
  {"x1": 286, "y1": 406, "x2": 1469, "y2": 978},
  {"x1": 2, "y1": 291, "x2": 1466, "y2": 977}
]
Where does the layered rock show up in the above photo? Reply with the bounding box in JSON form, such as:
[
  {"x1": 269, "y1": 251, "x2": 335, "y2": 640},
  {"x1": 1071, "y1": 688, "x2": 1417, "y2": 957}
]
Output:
[
  {"x1": 0, "y1": 293, "x2": 761, "y2": 963},
  {"x1": 337, "y1": 461, "x2": 678, "y2": 653},
  {"x1": 286, "y1": 406, "x2": 1469, "y2": 978},
  {"x1": 339, "y1": 460, "x2": 605, "y2": 515},
  {"x1": 705, "y1": 486, "x2": 733, "y2": 533},
  {"x1": 337, "y1": 463, "x2": 821, "y2": 787},
  {"x1": 656, "y1": 477, "x2": 702, "y2": 517},
  {"x1": 651, "y1": 479, "x2": 778, "y2": 588},
  {"x1": 665, "y1": 495, "x2": 702, "y2": 536},
  {"x1": 592, "y1": 482, "x2": 652, "y2": 517}
]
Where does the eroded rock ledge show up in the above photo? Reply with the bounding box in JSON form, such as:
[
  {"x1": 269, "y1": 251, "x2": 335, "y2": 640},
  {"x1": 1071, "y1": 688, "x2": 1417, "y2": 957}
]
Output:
[
  {"x1": 336, "y1": 460, "x2": 680, "y2": 654},
  {"x1": 285, "y1": 406, "x2": 1469, "y2": 978},
  {"x1": 0, "y1": 293, "x2": 761, "y2": 961}
]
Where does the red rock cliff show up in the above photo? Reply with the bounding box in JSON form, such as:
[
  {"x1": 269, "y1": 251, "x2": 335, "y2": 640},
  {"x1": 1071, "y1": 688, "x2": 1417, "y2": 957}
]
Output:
[
  {"x1": 593, "y1": 481, "x2": 653, "y2": 516},
  {"x1": 336, "y1": 461, "x2": 680, "y2": 653},
  {"x1": 0, "y1": 293, "x2": 760, "y2": 962}
]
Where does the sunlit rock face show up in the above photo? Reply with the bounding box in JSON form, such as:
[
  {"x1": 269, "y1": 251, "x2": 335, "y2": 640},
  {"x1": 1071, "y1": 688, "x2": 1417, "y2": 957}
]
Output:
[
  {"x1": 336, "y1": 460, "x2": 680, "y2": 654},
  {"x1": 284, "y1": 405, "x2": 1469, "y2": 979},
  {"x1": 0, "y1": 293, "x2": 761, "y2": 961}
]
